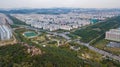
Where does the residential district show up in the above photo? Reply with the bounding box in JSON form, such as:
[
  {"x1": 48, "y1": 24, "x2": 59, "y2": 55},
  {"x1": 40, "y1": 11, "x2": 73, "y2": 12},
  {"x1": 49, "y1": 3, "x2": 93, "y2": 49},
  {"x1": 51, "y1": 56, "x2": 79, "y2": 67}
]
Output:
[
  {"x1": 0, "y1": 8, "x2": 120, "y2": 67},
  {"x1": 0, "y1": 14, "x2": 13, "y2": 37},
  {"x1": 11, "y1": 10, "x2": 119, "y2": 31}
]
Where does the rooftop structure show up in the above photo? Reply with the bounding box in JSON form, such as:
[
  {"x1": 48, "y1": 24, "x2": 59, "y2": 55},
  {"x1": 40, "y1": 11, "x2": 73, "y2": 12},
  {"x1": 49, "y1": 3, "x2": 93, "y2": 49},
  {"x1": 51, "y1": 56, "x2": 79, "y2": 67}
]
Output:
[{"x1": 107, "y1": 42, "x2": 120, "y2": 48}]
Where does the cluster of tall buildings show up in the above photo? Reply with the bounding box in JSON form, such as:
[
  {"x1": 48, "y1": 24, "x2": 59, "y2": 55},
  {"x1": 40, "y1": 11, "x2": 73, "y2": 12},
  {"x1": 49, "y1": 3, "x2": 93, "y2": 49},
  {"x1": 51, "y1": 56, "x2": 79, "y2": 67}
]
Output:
[
  {"x1": 105, "y1": 29, "x2": 120, "y2": 42},
  {"x1": 0, "y1": 13, "x2": 13, "y2": 25},
  {"x1": 0, "y1": 13, "x2": 13, "y2": 41},
  {"x1": 0, "y1": 25, "x2": 12, "y2": 40}
]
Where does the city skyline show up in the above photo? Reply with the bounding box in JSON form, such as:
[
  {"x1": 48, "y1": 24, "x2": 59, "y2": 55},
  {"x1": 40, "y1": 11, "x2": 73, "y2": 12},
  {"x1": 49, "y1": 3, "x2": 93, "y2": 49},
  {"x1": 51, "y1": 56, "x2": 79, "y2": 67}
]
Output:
[{"x1": 0, "y1": 0, "x2": 120, "y2": 9}]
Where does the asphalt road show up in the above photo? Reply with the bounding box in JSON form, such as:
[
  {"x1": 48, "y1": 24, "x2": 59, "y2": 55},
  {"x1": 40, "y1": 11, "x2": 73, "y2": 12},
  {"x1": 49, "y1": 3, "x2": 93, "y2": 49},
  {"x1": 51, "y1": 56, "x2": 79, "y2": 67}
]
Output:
[{"x1": 77, "y1": 41, "x2": 120, "y2": 62}]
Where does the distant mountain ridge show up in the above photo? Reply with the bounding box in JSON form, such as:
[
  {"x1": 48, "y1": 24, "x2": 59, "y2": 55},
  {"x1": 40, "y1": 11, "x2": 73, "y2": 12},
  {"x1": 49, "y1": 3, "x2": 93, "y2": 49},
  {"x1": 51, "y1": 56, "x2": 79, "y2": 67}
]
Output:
[{"x1": 0, "y1": 8, "x2": 120, "y2": 14}]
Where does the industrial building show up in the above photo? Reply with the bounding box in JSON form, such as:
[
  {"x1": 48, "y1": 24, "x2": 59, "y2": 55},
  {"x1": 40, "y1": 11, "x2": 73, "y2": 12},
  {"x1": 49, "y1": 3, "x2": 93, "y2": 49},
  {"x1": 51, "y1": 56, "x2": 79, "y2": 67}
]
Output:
[
  {"x1": 105, "y1": 29, "x2": 120, "y2": 42},
  {"x1": 0, "y1": 25, "x2": 12, "y2": 40}
]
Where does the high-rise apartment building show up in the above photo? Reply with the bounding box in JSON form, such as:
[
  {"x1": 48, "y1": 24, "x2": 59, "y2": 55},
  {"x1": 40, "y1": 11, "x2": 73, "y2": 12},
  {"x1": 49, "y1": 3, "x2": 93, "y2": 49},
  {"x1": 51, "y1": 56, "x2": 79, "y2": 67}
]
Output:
[
  {"x1": 105, "y1": 29, "x2": 120, "y2": 42},
  {"x1": 0, "y1": 25, "x2": 12, "y2": 40}
]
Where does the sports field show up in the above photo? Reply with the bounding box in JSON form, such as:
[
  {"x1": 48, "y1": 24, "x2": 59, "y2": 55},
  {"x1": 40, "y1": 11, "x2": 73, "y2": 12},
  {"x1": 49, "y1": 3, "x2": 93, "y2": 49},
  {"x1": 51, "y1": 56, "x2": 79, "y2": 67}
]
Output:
[{"x1": 23, "y1": 31, "x2": 37, "y2": 38}]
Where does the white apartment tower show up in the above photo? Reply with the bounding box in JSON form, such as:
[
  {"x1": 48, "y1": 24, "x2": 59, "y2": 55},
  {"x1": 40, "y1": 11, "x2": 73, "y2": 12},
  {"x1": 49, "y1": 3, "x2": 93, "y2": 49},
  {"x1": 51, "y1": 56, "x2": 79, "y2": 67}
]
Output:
[
  {"x1": 0, "y1": 25, "x2": 12, "y2": 40},
  {"x1": 105, "y1": 29, "x2": 120, "y2": 42}
]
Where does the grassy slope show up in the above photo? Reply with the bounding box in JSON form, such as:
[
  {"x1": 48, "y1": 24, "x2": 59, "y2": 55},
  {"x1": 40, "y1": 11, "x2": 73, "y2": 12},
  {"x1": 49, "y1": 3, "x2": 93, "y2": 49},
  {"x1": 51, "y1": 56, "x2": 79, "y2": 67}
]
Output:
[{"x1": 73, "y1": 16, "x2": 120, "y2": 43}]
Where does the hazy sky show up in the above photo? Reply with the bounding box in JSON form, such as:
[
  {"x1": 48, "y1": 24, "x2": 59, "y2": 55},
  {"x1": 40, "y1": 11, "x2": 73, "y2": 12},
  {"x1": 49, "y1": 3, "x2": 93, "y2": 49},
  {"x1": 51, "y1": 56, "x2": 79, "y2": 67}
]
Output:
[{"x1": 0, "y1": 0, "x2": 120, "y2": 8}]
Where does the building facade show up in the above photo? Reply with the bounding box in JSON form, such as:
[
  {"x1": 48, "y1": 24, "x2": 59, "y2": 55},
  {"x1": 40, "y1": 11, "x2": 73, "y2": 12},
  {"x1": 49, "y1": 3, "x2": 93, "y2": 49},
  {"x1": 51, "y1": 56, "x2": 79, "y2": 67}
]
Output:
[
  {"x1": 0, "y1": 25, "x2": 12, "y2": 40},
  {"x1": 105, "y1": 29, "x2": 120, "y2": 42}
]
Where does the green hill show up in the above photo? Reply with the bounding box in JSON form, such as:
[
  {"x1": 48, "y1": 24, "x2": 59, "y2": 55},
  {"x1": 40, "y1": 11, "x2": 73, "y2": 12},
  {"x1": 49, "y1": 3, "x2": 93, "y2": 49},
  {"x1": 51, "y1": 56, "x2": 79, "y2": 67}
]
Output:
[
  {"x1": 0, "y1": 44, "x2": 85, "y2": 67},
  {"x1": 73, "y1": 16, "x2": 120, "y2": 43}
]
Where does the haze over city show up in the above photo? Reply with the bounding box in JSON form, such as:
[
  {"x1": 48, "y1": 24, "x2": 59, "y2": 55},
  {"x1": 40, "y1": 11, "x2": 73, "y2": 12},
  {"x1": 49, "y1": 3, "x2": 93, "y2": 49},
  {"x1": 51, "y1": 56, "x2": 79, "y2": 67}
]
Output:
[
  {"x1": 0, "y1": 0, "x2": 120, "y2": 8},
  {"x1": 0, "y1": 0, "x2": 120, "y2": 67}
]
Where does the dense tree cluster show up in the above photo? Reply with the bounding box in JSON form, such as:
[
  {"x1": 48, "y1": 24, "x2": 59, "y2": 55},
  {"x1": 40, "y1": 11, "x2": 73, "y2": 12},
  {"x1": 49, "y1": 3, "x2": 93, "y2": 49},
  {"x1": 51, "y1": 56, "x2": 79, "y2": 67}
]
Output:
[
  {"x1": 0, "y1": 44, "x2": 86, "y2": 67},
  {"x1": 0, "y1": 44, "x2": 120, "y2": 67}
]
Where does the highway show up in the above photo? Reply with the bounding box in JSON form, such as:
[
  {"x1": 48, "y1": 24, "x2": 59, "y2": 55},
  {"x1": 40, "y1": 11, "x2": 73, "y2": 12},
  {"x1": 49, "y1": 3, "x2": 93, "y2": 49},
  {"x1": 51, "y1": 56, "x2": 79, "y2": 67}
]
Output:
[
  {"x1": 77, "y1": 41, "x2": 120, "y2": 62},
  {"x1": 48, "y1": 30, "x2": 120, "y2": 62}
]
